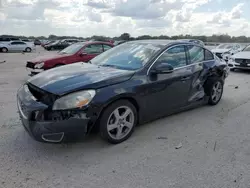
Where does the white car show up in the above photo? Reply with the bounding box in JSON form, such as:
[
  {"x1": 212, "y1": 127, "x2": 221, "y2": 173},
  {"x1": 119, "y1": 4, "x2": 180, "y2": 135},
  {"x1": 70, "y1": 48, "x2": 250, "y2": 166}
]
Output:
[
  {"x1": 228, "y1": 44, "x2": 250, "y2": 71},
  {"x1": 0, "y1": 41, "x2": 35, "y2": 53},
  {"x1": 211, "y1": 43, "x2": 242, "y2": 60}
]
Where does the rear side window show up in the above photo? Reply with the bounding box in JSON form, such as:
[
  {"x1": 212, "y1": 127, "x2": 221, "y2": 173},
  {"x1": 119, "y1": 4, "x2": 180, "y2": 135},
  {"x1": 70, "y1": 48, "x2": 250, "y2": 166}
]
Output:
[
  {"x1": 11, "y1": 42, "x2": 25, "y2": 45},
  {"x1": 11, "y1": 42, "x2": 19, "y2": 45},
  {"x1": 204, "y1": 49, "x2": 214, "y2": 60},
  {"x1": 187, "y1": 45, "x2": 204, "y2": 64}
]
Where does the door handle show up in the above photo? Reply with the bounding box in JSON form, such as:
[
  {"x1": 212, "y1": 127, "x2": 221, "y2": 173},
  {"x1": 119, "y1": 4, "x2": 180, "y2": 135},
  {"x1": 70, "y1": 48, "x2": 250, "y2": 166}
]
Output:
[{"x1": 181, "y1": 76, "x2": 191, "y2": 81}]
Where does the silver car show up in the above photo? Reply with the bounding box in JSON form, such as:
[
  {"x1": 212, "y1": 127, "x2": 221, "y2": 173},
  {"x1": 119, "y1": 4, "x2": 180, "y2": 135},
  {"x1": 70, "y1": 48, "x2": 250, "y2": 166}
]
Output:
[{"x1": 0, "y1": 41, "x2": 35, "y2": 53}]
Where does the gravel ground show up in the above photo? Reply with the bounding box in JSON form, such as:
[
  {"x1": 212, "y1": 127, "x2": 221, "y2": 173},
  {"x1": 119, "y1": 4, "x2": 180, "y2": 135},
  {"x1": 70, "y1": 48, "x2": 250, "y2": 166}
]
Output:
[{"x1": 1, "y1": 47, "x2": 250, "y2": 188}]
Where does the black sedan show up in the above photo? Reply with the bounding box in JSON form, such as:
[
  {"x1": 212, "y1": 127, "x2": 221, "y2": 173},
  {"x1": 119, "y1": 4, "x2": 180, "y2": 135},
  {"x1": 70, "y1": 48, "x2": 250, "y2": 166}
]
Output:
[
  {"x1": 44, "y1": 41, "x2": 70, "y2": 51},
  {"x1": 17, "y1": 40, "x2": 229, "y2": 144}
]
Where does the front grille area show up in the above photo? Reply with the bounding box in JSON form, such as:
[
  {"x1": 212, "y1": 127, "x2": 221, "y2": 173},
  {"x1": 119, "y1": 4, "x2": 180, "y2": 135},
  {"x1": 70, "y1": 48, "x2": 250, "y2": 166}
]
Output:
[
  {"x1": 235, "y1": 59, "x2": 250, "y2": 64},
  {"x1": 215, "y1": 53, "x2": 222, "y2": 59},
  {"x1": 27, "y1": 83, "x2": 57, "y2": 106},
  {"x1": 26, "y1": 61, "x2": 35, "y2": 69}
]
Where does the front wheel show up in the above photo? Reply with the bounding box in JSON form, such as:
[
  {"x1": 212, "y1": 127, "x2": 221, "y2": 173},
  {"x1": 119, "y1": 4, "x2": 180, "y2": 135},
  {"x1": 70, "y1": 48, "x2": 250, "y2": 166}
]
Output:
[
  {"x1": 25, "y1": 47, "x2": 32, "y2": 52},
  {"x1": 205, "y1": 77, "x2": 224, "y2": 105},
  {"x1": 99, "y1": 100, "x2": 137, "y2": 144}
]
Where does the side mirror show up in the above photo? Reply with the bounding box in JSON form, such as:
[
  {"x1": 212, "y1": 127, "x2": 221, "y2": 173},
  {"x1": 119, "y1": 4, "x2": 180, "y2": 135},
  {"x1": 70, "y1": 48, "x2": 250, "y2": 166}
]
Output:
[{"x1": 151, "y1": 63, "x2": 174, "y2": 74}]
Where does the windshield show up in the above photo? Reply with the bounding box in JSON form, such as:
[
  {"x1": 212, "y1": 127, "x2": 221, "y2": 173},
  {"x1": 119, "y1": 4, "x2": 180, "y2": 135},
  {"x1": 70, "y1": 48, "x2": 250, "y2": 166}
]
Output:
[
  {"x1": 58, "y1": 43, "x2": 85, "y2": 54},
  {"x1": 216, "y1": 44, "x2": 234, "y2": 49},
  {"x1": 243, "y1": 45, "x2": 250, "y2": 51},
  {"x1": 217, "y1": 44, "x2": 228, "y2": 49},
  {"x1": 91, "y1": 43, "x2": 161, "y2": 70},
  {"x1": 50, "y1": 41, "x2": 59, "y2": 45}
]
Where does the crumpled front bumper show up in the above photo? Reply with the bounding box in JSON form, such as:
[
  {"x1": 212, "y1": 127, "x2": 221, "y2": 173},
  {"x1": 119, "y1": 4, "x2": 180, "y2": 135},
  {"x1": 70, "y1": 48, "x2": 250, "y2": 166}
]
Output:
[
  {"x1": 228, "y1": 59, "x2": 250, "y2": 70},
  {"x1": 17, "y1": 85, "x2": 91, "y2": 143}
]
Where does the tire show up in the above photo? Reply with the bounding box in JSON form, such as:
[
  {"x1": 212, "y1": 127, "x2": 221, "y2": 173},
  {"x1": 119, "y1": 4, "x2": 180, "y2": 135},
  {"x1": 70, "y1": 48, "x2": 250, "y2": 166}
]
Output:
[
  {"x1": 99, "y1": 100, "x2": 138, "y2": 144},
  {"x1": 25, "y1": 47, "x2": 32, "y2": 52},
  {"x1": 2, "y1": 47, "x2": 8, "y2": 53},
  {"x1": 205, "y1": 77, "x2": 224, "y2": 105}
]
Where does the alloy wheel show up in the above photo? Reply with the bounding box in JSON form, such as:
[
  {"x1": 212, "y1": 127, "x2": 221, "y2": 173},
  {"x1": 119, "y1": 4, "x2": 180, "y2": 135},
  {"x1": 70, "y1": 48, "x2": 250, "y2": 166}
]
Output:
[
  {"x1": 211, "y1": 81, "x2": 222, "y2": 103},
  {"x1": 107, "y1": 106, "x2": 135, "y2": 140}
]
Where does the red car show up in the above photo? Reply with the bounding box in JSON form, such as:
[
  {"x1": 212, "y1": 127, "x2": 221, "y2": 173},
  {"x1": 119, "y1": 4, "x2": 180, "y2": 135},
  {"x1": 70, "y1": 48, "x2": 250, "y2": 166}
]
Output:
[{"x1": 26, "y1": 41, "x2": 114, "y2": 75}]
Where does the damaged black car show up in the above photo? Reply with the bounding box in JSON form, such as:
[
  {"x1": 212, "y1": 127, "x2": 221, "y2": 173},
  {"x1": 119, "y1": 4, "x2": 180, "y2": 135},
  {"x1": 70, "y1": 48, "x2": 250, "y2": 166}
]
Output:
[{"x1": 17, "y1": 40, "x2": 229, "y2": 144}]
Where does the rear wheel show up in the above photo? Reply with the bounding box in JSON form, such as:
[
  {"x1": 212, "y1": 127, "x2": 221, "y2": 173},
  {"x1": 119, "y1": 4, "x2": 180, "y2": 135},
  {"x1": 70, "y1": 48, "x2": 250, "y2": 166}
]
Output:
[
  {"x1": 99, "y1": 100, "x2": 137, "y2": 144},
  {"x1": 205, "y1": 77, "x2": 224, "y2": 105},
  {"x1": 2, "y1": 47, "x2": 8, "y2": 53},
  {"x1": 25, "y1": 47, "x2": 31, "y2": 52}
]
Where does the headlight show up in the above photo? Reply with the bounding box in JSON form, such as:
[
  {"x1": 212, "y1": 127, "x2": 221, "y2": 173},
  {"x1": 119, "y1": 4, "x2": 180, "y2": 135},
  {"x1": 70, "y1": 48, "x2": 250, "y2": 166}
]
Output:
[
  {"x1": 34, "y1": 62, "x2": 44, "y2": 69},
  {"x1": 52, "y1": 90, "x2": 96, "y2": 110}
]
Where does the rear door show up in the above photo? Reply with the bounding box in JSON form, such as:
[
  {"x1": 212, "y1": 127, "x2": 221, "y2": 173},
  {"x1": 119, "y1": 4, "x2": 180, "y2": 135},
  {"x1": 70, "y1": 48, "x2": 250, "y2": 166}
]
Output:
[
  {"x1": 185, "y1": 45, "x2": 214, "y2": 103},
  {"x1": 16, "y1": 42, "x2": 27, "y2": 51}
]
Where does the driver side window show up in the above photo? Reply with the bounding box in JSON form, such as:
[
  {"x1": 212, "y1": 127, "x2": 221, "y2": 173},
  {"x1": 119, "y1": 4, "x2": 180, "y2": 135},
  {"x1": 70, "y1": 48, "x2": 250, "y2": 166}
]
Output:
[{"x1": 155, "y1": 45, "x2": 187, "y2": 69}]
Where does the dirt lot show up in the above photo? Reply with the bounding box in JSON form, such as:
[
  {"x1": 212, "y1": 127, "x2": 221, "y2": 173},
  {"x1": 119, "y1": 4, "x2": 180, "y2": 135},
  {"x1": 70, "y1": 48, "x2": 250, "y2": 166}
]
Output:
[{"x1": 1, "y1": 47, "x2": 250, "y2": 188}]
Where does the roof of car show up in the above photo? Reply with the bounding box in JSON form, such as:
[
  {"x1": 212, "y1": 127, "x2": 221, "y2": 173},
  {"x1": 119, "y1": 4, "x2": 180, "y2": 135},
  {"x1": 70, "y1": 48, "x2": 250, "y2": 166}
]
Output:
[{"x1": 128, "y1": 40, "x2": 175, "y2": 45}]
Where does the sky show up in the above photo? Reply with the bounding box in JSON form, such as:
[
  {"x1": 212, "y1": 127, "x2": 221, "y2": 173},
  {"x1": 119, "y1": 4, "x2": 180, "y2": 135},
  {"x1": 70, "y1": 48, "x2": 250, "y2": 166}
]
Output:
[{"x1": 0, "y1": 0, "x2": 250, "y2": 37}]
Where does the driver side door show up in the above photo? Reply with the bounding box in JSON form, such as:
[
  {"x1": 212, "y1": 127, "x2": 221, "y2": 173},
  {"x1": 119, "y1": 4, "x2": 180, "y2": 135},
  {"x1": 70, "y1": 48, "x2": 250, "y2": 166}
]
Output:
[{"x1": 143, "y1": 45, "x2": 193, "y2": 117}]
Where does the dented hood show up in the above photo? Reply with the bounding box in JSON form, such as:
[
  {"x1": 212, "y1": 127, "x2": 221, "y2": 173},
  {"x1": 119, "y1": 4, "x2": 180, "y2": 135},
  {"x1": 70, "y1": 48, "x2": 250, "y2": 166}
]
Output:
[{"x1": 27, "y1": 63, "x2": 135, "y2": 95}]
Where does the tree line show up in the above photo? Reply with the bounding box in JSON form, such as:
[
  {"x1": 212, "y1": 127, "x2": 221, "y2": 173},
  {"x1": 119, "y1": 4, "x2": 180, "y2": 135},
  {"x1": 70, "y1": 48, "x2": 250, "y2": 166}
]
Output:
[{"x1": 1, "y1": 33, "x2": 250, "y2": 43}]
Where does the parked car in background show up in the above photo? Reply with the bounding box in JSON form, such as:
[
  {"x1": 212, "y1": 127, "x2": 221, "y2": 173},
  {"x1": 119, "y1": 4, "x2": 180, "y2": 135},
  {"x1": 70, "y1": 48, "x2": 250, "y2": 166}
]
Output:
[
  {"x1": 211, "y1": 43, "x2": 242, "y2": 59},
  {"x1": 228, "y1": 44, "x2": 250, "y2": 71},
  {"x1": 221, "y1": 44, "x2": 248, "y2": 61},
  {"x1": 41, "y1": 40, "x2": 55, "y2": 47},
  {"x1": 26, "y1": 41, "x2": 114, "y2": 75},
  {"x1": 0, "y1": 37, "x2": 20, "y2": 43},
  {"x1": 34, "y1": 39, "x2": 41, "y2": 45},
  {"x1": 60, "y1": 39, "x2": 80, "y2": 45},
  {"x1": 44, "y1": 40, "x2": 70, "y2": 51},
  {"x1": 18, "y1": 40, "x2": 228, "y2": 144},
  {"x1": 21, "y1": 39, "x2": 34, "y2": 46},
  {"x1": 0, "y1": 41, "x2": 35, "y2": 53}
]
